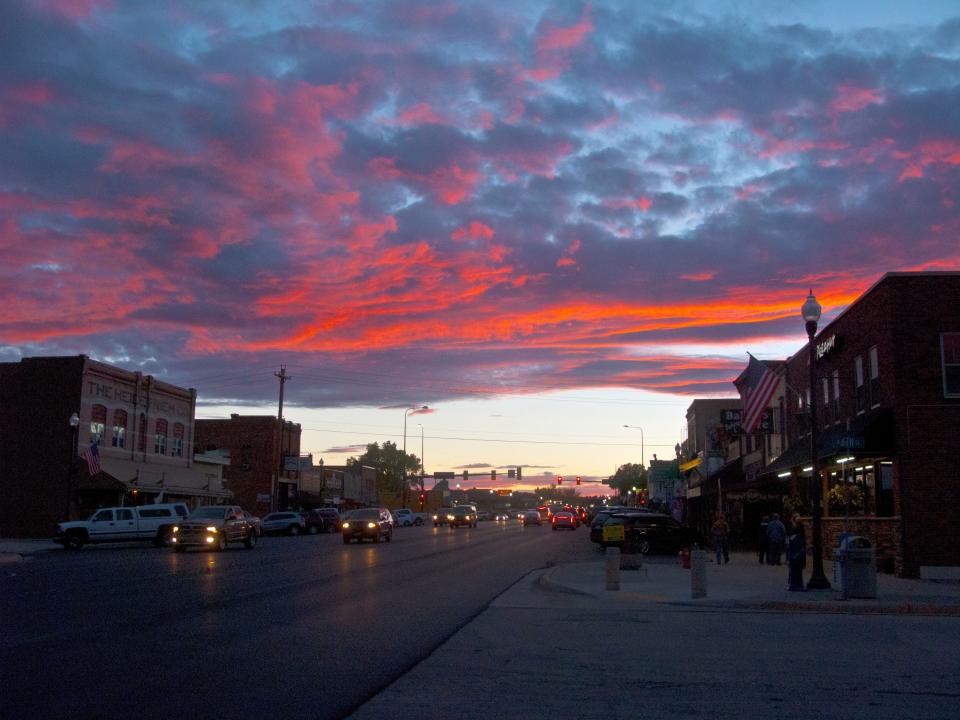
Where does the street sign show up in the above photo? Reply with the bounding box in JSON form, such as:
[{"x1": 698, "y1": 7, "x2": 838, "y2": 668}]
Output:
[{"x1": 433, "y1": 471, "x2": 455, "y2": 479}]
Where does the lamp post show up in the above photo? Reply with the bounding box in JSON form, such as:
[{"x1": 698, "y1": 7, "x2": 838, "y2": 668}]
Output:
[
  {"x1": 802, "y1": 290, "x2": 831, "y2": 590},
  {"x1": 622, "y1": 424, "x2": 644, "y2": 467},
  {"x1": 66, "y1": 412, "x2": 80, "y2": 519},
  {"x1": 417, "y1": 423, "x2": 425, "y2": 491},
  {"x1": 403, "y1": 406, "x2": 427, "y2": 507}
]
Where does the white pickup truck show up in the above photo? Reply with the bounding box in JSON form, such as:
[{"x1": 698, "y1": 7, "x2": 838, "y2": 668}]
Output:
[{"x1": 53, "y1": 503, "x2": 190, "y2": 549}]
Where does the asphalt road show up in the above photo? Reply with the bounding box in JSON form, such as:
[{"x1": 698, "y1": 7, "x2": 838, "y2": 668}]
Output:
[{"x1": 0, "y1": 520, "x2": 594, "y2": 720}]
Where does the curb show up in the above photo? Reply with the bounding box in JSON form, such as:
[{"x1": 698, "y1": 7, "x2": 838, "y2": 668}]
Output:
[
  {"x1": 536, "y1": 567, "x2": 596, "y2": 596},
  {"x1": 0, "y1": 553, "x2": 25, "y2": 565}
]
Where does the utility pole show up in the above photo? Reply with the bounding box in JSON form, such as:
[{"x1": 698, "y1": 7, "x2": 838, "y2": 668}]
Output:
[{"x1": 273, "y1": 366, "x2": 291, "y2": 513}]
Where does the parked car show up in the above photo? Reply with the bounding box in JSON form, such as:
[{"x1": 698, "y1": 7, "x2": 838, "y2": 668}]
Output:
[
  {"x1": 54, "y1": 503, "x2": 190, "y2": 549},
  {"x1": 521, "y1": 510, "x2": 542, "y2": 527},
  {"x1": 341, "y1": 508, "x2": 393, "y2": 543},
  {"x1": 593, "y1": 512, "x2": 695, "y2": 554},
  {"x1": 448, "y1": 506, "x2": 477, "y2": 528},
  {"x1": 171, "y1": 505, "x2": 257, "y2": 552},
  {"x1": 309, "y1": 507, "x2": 341, "y2": 532},
  {"x1": 243, "y1": 510, "x2": 263, "y2": 537},
  {"x1": 261, "y1": 511, "x2": 307, "y2": 536},
  {"x1": 476, "y1": 510, "x2": 491, "y2": 521},
  {"x1": 551, "y1": 511, "x2": 577, "y2": 531},
  {"x1": 391, "y1": 508, "x2": 423, "y2": 527},
  {"x1": 433, "y1": 507, "x2": 456, "y2": 527},
  {"x1": 302, "y1": 510, "x2": 327, "y2": 534}
]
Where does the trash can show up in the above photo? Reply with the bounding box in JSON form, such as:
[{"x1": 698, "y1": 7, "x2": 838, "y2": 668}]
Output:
[{"x1": 835, "y1": 536, "x2": 877, "y2": 599}]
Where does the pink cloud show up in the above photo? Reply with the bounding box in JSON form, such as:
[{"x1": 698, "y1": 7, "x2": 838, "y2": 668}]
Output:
[
  {"x1": 9, "y1": 83, "x2": 55, "y2": 105},
  {"x1": 829, "y1": 84, "x2": 884, "y2": 114},
  {"x1": 680, "y1": 271, "x2": 717, "y2": 282},
  {"x1": 36, "y1": 0, "x2": 112, "y2": 20},
  {"x1": 536, "y1": 5, "x2": 594, "y2": 53},
  {"x1": 452, "y1": 221, "x2": 495, "y2": 241}
]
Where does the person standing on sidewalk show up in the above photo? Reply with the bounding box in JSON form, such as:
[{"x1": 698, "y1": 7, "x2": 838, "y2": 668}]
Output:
[
  {"x1": 787, "y1": 521, "x2": 807, "y2": 591},
  {"x1": 711, "y1": 511, "x2": 730, "y2": 565},
  {"x1": 766, "y1": 513, "x2": 786, "y2": 565},
  {"x1": 757, "y1": 514, "x2": 770, "y2": 564}
]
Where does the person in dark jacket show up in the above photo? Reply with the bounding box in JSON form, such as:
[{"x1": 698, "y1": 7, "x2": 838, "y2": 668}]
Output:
[
  {"x1": 787, "y1": 521, "x2": 807, "y2": 591},
  {"x1": 757, "y1": 514, "x2": 770, "y2": 564},
  {"x1": 766, "y1": 513, "x2": 786, "y2": 565}
]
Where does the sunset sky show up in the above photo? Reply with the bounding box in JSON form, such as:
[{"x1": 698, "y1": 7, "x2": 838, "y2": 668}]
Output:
[{"x1": 2, "y1": 1, "x2": 959, "y2": 492}]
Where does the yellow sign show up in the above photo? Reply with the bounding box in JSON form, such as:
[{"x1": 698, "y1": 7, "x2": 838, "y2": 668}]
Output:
[{"x1": 602, "y1": 524, "x2": 625, "y2": 543}]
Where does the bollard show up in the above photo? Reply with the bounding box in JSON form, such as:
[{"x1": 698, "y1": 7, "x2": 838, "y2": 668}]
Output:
[
  {"x1": 690, "y1": 548, "x2": 707, "y2": 599},
  {"x1": 605, "y1": 546, "x2": 621, "y2": 591}
]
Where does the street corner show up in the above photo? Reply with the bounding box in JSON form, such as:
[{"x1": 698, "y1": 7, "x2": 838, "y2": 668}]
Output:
[{"x1": 535, "y1": 565, "x2": 598, "y2": 597}]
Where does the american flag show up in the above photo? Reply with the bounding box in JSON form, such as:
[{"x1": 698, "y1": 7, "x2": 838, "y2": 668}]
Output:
[
  {"x1": 738, "y1": 354, "x2": 779, "y2": 434},
  {"x1": 80, "y1": 440, "x2": 102, "y2": 476}
]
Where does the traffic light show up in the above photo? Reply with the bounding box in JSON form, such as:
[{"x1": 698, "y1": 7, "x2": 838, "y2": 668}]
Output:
[
  {"x1": 575, "y1": 476, "x2": 581, "y2": 485},
  {"x1": 418, "y1": 492, "x2": 426, "y2": 508},
  {"x1": 557, "y1": 475, "x2": 563, "y2": 485},
  {"x1": 639, "y1": 489, "x2": 647, "y2": 505},
  {"x1": 517, "y1": 466, "x2": 522, "y2": 481},
  {"x1": 463, "y1": 470, "x2": 469, "y2": 481},
  {"x1": 491, "y1": 469, "x2": 497, "y2": 481}
]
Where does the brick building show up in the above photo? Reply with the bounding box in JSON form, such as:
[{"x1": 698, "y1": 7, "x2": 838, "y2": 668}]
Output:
[
  {"x1": 194, "y1": 414, "x2": 302, "y2": 514},
  {"x1": 0, "y1": 355, "x2": 230, "y2": 538},
  {"x1": 751, "y1": 272, "x2": 960, "y2": 578}
]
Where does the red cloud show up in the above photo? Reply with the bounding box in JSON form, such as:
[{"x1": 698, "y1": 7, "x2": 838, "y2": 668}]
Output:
[
  {"x1": 680, "y1": 272, "x2": 717, "y2": 282},
  {"x1": 829, "y1": 84, "x2": 884, "y2": 114},
  {"x1": 395, "y1": 103, "x2": 448, "y2": 126},
  {"x1": 604, "y1": 195, "x2": 652, "y2": 212},
  {"x1": 452, "y1": 221, "x2": 495, "y2": 241},
  {"x1": 896, "y1": 139, "x2": 960, "y2": 182},
  {"x1": 9, "y1": 83, "x2": 55, "y2": 105},
  {"x1": 37, "y1": 0, "x2": 112, "y2": 20},
  {"x1": 536, "y1": 5, "x2": 594, "y2": 53},
  {"x1": 370, "y1": 156, "x2": 482, "y2": 205}
]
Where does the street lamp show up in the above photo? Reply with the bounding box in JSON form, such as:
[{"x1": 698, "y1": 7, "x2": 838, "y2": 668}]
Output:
[
  {"x1": 417, "y1": 423, "x2": 425, "y2": 491},
  {"x1": 802, "y1": 290, "x2": 831, "y2": 590},
  {"x1": 622, "y1": 424, "x2": 644, "y2": 467},
  {"x1": 403, "y1": 405, "x2": 428, "y2": 506},
  {"x1": 66, "y1": 412, "x2": 80, "y2": 519}
]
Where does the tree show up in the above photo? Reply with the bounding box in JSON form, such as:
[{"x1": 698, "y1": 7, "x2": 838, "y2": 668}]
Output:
[
  {"x1": 605, "y1": 463, "x2": 648, "y2": 498},
  {"x1": 346, "y1": 442, "x2": 421, "y2": 495}
]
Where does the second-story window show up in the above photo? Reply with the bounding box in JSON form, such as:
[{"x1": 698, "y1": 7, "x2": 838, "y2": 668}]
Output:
[
  {"x1": 90, "y1": 404, "x2": 106, "y2": 442},
  {"x1": 154, "y1": 419, "x2": 168, "y2": 455},
  {"x1": 112, "y1": 409, "x2": 127, "y2": 448},
  {"x1": 171, "y1": 423, "x2": 184, "y2": 457},
  {"x1": 832, "y1": 371, "x2": 840, "y2": 424},
  {"x1": 821, "y1": 377, "x2": 830, "y2": 427},
  {"x1": 869, "y1": 345, "x2": 880, "y2": 408},
  {"x1": 854, "y1": 355, "x2": 865, "y2": 414},
  {"x1": 943, "y1": 333, "x2": 960, "y2": 397}
]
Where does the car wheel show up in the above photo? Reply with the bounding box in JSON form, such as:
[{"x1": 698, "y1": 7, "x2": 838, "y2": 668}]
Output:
[
  {"x1": 342, "y1": 535, "x2": 350, "y2": 544},
  {"x1": 386, "y1": 531, "x2": 392, "y2": 542},
  {"x1": 153, "y1": 529, "x2": 170, "y2": 547},
  {"x1": 64, "y1": 532, "x2": 85, "y2": 550},
  {"x1": 289, "y1": 525, "x2": 301, "y2": 536},
  {"x1": 174, "y1": 544, "x2": 186, "y2": 553},
  {"x1": 414, "y1": 518, "x2": 423, "y2": 526},
  {"x1": 308, "y1": 525, "x2": 318, "y2": 535},
  {"x1": 244, "y1": 531, "x2": 257, "y2": 549},
  {"x1": 373, "y1": 532, "x2": 381, "y2": 543},
  {"x1": 217, "y1": 533, "x2": 228, "y2": 551},
  {"x1": 639, "y1": 540, "x2": 651, "y2": 554}
]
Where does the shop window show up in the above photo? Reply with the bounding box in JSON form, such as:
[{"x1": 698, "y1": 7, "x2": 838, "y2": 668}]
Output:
[
  {"x1": 854, "y1": 355, "x2": 865, "y2": 414},
  {"x1": 877, "y1": 464, "x2": 895, "y2": 517},
  {"x1": 112, "y1": 409, "x2": 127, "y2": 448},
  {"x1": 869, "y1": 345, "x2": 880, "y2": 408},
  {"x1": 942, "y1": 333, "x2": 960, "y2": 397},
  {"x1": 138, "y1": 413, "x2": 147, "y2": 452},
  {"x1": 90, "y1": 404, "x2": 106, "y2": 442},
  {"x1": 171, "y1": 422, "x2": 185, "y2": 457},
  {"x1": 155, "y1": 419, "x2": 168, "y2": 455}
]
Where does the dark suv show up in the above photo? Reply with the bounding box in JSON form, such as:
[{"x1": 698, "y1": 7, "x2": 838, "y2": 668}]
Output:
[
  {"x1": 341, "y1": 508, "x2": 393, "y2": 544},
  {"x1": 448, "y1": 506, "x2": 477, "y2": 528},
  {"x1": 594, "y1": 513, "x2": 694, "y2": 554},
  {"x1": 310, "y1": 507, "x2": 341, "y2": 533}
]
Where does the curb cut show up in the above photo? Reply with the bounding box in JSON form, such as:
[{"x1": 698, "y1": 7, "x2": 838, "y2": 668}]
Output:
[{"x1": 535, "y1": 568, "x2": 597, "y2": 597}]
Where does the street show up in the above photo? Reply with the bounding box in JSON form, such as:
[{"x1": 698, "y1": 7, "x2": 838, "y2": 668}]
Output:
[{"x1": 1, "y1": 521, "x2": 593, "y2": 720}]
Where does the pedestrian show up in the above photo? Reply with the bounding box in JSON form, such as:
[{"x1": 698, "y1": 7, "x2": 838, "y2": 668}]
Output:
[
  {"x1": 766, "y1": 513, "x2": 786, "y2": 565},
  {"x1": 758, "y1": 514, "x2": 770, "y2": 564},
  {"x1": 710, "y1": 511, "x2": 730, "y2": 565},
  {"x1": 787, "y1": 521, "x2": 807, "y2": 591}
]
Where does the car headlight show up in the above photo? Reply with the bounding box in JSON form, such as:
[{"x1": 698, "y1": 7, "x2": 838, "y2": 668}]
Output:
[
  {"x1": 205, "y1": 537, "x2": 214, "y2": 543},
  {"x1": 206, "y1": 526, "x2": 217, "y2": 533},
  {"x1": 447, "y1": 515, "x2": 454, "y2": 520},
  {"x1": 172, "y1": 526, "x2": 179, "y2": 533},
  {"x1": 342, "y1": 522, "x2": 350, "y2": 529},
  {"x1": 367, "y1": 522, "x2": 377, "y2": 529},
  {"x1": 432, "y1": 515, "x2": 438, "y2": 520}
]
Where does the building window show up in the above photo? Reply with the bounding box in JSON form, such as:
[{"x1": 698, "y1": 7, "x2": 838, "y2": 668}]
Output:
[
  {"x1": 854, "y1": 355, "x2": 865, "y2": 414},
  {"x1": 941, "y1": 333, "x2": 960, "y2": 397},
  {"x1": 90, "y1": 404, "x2": 107, "y2": 442},
  {"x1": 821, "y1": 378, "x2": 830, "y2": 427},
  {"x1": 112, "y1": 410, "x2": 127, "y2": 448},
  {"x1": 171, "y1": 423, "x2": 185, "y2": 458},
  {"x1": 868, "y1": 345, "x2": 880, "y2": 408},
  {"x1": 831, "y1": 371, "x2": 840, "y2": 424},
  {"x1": 154, "y1": 419, "x2": 168, "y2": 455}
]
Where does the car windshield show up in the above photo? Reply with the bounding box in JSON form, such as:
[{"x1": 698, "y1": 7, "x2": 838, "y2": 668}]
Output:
[
  {"x1": 190, "y1": 507, "x2": 226, "y2": 519},
  {"x1": 346, "y1": 509, "x2": 379, "y2": 520}
]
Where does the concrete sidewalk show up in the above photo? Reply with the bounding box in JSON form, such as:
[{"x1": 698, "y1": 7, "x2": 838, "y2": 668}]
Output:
[
  {"x1": 539, "y1": 550, "x2": 960, "y2": 615},
  {"x1": 0, "y1": 539, "x2": 60, "y2": 565}
]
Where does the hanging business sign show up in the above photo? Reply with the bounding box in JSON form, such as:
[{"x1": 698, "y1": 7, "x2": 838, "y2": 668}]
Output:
[{"x1": 721, "y1": 408, "x2": 772, "y2": 435}]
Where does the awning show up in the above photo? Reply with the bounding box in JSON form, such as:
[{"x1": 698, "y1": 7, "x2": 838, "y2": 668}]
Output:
[{"x1": 100, "y1": 457, "x2": 232, "y2": 499}]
